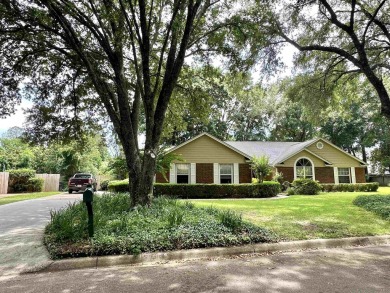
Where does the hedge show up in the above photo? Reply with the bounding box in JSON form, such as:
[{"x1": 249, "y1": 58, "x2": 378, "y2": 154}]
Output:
[
  {"x1": 108, "y1": 180, "x2": 281, "y2": 198},
  {"x1": 155, "y1": 182, "x2": 281, "y2": 198},
  {"x1": 321, "y1": 182, "x2": 379, "y2": 192},
  {"x1": 107, "y1": 179, "x2": 129, "y2": 192},
  {"x1": 7, "y1": 169, "x2": 36, "y2": 193},
  {"x1": 27, "y1": 178, "x2": 44, "y2": 192}
]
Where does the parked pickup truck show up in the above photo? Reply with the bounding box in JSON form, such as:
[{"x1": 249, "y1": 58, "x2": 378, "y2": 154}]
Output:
[{"x1": 68, "y1": 173, "x2": 97, "y2": 193}]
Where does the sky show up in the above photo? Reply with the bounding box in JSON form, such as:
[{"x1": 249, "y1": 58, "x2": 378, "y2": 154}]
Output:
[{"x1": 0, "y1": 101, "x2": 31, "y2": 135}]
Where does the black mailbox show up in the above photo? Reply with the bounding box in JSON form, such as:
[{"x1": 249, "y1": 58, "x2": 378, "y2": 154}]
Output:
[{"x1": 83, "y1": 187, "x2": 94, "y2": 203}]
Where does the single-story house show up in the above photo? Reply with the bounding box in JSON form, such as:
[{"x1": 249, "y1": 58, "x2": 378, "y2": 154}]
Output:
[{"x1": 156, "y1": 133, "x2": 367, "y2": 184}]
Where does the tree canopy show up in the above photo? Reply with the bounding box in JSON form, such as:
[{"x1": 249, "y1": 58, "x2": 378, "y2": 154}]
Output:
[{"x1": 263, "y1": 0, "x2": 390, "y2": 118}]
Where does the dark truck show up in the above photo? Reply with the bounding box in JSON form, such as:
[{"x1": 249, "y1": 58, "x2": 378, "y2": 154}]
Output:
[{"x1": 68, "y1": 173, "x2": 97, "y2": 193}]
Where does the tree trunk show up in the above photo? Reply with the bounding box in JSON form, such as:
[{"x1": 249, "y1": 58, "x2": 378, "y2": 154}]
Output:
[{"x1": 126, "y1": 156, "x2": 156, "y2": 208}]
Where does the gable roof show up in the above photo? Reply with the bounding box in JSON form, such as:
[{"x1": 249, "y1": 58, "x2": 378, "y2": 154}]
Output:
[
  {"x1": 165, "y1": 133, "x2": 251, "y2": 159},
  {"x1": 166, "y1": 133, "x2": 367, "y2": 166}
]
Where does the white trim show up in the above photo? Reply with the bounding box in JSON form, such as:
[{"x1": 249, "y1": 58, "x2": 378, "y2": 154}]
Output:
[
  {"x1": 233, "y1": 163, "x2": 239, "y2": 184},
  {"x1": 213, "y1": 163, "x2": 219, "y2": 184},
  {"x1": 351, "y1": 167, "x2": 356, "y2": 184},
  {"x1": 165, "y1": 133, "x2": 251, "y2": 159},
  {"x1": 169, "y1": 163, "x2": 176, "y2": 183},
  {"x1": 277, "y1": 146, "x2": 332, "y2": 166},
  {"x1": 294, "y1": 157, "x2": 315, "y2": 180},
  {"x1": 333, "y1": 167, "x2": 339, "y2": 184},
  {"x1": 190, "y1": 163, "x2": 196, "y2": 184}
]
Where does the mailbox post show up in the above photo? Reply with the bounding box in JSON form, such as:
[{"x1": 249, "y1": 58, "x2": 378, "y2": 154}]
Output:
[{"x1": 83, "y1": 185, "x2": 94, "y2": 237}]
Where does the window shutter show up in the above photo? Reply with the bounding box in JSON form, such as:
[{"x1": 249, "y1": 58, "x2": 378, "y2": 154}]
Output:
[
  {"x1": 233, "y1": 163, "x2": 239, "y2": 184},
  {"x1": 351, "y1": 167, "x2": 356, "y2": 184},
  {"x1": 190, "y1": 163, "x2": 196, "y2": 184},
  {"x1": 213, "y1": 163, "x2": 219, "y2": 184},
  {"x1": 169, "y1": 163, "x2": 176, "y2": 184},
  {"x1": 333, "y1": 167, "x2": 339, "y2": 184}
]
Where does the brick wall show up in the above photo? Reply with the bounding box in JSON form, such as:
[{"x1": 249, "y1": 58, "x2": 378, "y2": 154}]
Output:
[
  {"x1": 239, "y1": 163, "x2": 252, "y2": 183},
  {"x1": 156, "y1": 171, "x2": 169, "y2": 183},
  {"x1": 315, "y1": 167, "x2": 334, "y2": 183},
  {"x1": 196, "y1": 163, "x2": 214, "y2": 184},
  {"x1": 276, "y1": 167, "x2": 294, "y2": 183},
  {"x1": 355, "y1": 167, "x2": 366, "y2": 183}
]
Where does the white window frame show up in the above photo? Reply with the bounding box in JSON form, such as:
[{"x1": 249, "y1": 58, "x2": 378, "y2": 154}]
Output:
[
  {"x1": 294, "y1": 157, "x2": 315, "y2": 180},
  {"x1": 338, "y1": 167, "x2": 351, "y2": 184},
  {"x1": 219, "y1": 164, "x2": 233, "y2": 184},
  {"x1": 176, "y1": 163, "x2": 191, "y2": 184}
]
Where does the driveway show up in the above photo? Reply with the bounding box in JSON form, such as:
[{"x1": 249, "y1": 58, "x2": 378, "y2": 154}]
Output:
[
  {"x1": 1, "y1": 245, "x2": 390, "y2": 292},
  {"x1": 0, "y1": 193, "x2": 82, "y2": 280}
]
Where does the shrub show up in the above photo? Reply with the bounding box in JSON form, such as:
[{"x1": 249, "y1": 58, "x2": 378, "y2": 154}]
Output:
[
  {"x1": 108, "y1": 179, "x2": 129, "y2": 192},
  {"x1": 154, "y1": 182, "x2": 281, "y2": 198},
  {"x1": 272, "y1": 171, "x2": 284, "y2": 184},
  {"x1": 292, "y1": 179, "x2": 322, "y2": 195},
  {"x1": 100, "y1": 180, "x2": 110, "y2": 191},
  {"x1": 321, "y1": 182, "x2": 379, "y2": 192},
  {"x1": 353, "y1": 195, "x2": 390, "y2": 220},
  {"x1": 282, "y1": 181, "x2": 291, "y2": 192},
  {"x1": 250, "y1": 155, "x2": 272, "y2": 183},
  {"x1": 27, "y1": 178, "x2": 44, "y2": 192},
  {"x1": 7, "y1": 169, "x2": 36, "y2": 193},
  {"x1": 44, "y1": 195, "x2": 277, "y2": 258},
  {"x1": 286, "y1": 187, "x2": 295, "y2": 196}
]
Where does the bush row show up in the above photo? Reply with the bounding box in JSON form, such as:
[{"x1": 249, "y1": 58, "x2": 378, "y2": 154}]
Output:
[
  {"x1": 154, "y1": 182, "x2": 281, "y2": 198},
  {"x1": 107, "y1": 179, "x2": 129, "y2": 192},
  {"x1": 7, "y1": 168, "x2": 43, "y2": 193},
  {"x1": 108, "y1": 180, "x2": 281, "y2": 198},
  {"x1": 321, "y1": 182, "x2": 379, "y2": 192}
]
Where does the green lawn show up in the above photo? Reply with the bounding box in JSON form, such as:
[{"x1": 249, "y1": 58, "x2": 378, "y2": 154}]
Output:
[
  {"x1": 189, "y1": 187, "x2": 390, "y2": 241},
  {"x1": 0, "y1": 192, "x2": 61, "y2": 206}
]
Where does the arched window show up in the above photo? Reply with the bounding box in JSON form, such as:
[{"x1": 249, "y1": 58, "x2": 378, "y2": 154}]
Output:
[{"x1": 295, "y1": 158, "x2": 313, "y2": 179}]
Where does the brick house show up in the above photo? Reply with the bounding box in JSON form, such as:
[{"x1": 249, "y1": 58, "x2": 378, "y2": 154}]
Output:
[{"x1": 156, "y1": 133, "x2": 367, "y2": 184}]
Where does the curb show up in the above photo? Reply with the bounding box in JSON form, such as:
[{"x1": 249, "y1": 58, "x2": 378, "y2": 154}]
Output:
[{"x1": 38, "y1": 235, "x2": 390, "y2": 273}]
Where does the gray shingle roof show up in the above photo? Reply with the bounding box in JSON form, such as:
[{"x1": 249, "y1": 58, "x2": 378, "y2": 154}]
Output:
[{"x1": 225, "y1": 139, "x2": 317, "y2": 165}]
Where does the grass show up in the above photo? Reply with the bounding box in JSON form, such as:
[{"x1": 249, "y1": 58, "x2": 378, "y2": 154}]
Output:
[
  {"x1": 0, "y1": 192, "x2": 61, "y2": 206},
  {"x1": 189, "y1": 187, "x2": 390, "y2": 241},
  {"x1": 44, "y1": 194, "x2": 276, "y2": 259}
]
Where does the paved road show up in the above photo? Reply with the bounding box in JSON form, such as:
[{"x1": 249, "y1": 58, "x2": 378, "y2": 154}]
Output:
[
  {"x1": 0, "y1": 193, "x2": 82, "y2": 279},
  {"x1": 1, "y1": 245, "x2": 389, "y2": 293}
]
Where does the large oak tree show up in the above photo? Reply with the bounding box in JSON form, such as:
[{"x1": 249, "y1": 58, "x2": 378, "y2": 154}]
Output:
[{"x1": 1, "y1": 0, "x2": 252, "y2": 207}]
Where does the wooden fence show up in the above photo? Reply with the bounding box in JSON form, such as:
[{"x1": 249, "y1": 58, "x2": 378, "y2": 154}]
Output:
[
  {"x1": 0, "y1": 172, "x2": 9, "y2": 194},
  {"x1": 36, "y1": 174, "x2": 61, "y2": 192}
]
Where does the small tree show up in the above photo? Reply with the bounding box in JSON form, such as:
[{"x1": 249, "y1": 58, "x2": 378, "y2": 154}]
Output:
[
  {"x1": 156, "y1": 153, "x2": 183, "y2": 182},
  {"x1": 250, "y1": 155, "x2": 272, "y2": 183}
]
